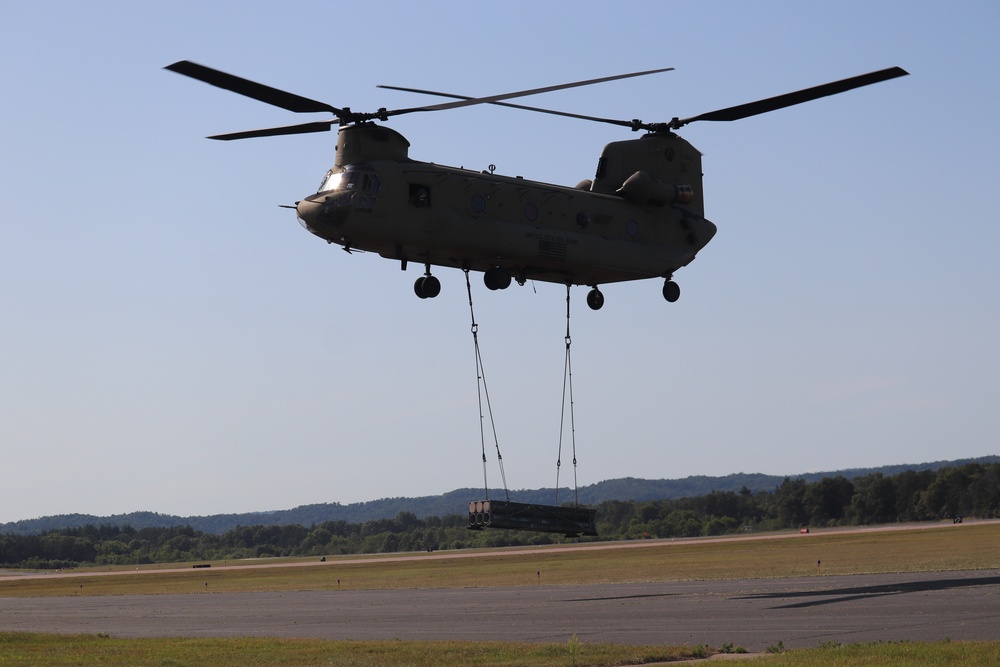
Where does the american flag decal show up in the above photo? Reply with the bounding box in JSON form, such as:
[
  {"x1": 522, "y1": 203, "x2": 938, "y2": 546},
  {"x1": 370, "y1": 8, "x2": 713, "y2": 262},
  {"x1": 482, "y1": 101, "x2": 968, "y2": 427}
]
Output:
[{"x1": 538, "y1": 239, "x2": 567, "y2": 261}]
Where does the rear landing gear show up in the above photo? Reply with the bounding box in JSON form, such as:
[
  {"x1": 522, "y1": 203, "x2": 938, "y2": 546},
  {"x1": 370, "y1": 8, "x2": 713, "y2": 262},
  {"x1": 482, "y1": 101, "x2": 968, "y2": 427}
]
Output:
[
  {"x1": 662, "y1": 280, "x2": 680, "y2": 303},
  {"x1": 585, "y1": 280, "x2": 679, "y2": 309},
  {"x1": 586, "y1": 287, "x2": 604, "y2": 310}
]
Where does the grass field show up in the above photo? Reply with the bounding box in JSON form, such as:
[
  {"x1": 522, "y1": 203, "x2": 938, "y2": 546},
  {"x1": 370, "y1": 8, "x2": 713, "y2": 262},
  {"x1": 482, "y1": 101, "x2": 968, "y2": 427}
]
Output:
[
  {"x1": 2, "y1": 522, "x2": 997, "y2": 597},
  {"x1": 1, "y1": 522, "x2": 999, "y2": 665},
  {"x1": 0, "y1": 633, "x2": 711, "y2": 666},
  {"x1": 2, "y1": 633, "x2": 1000, "y2": 666}
]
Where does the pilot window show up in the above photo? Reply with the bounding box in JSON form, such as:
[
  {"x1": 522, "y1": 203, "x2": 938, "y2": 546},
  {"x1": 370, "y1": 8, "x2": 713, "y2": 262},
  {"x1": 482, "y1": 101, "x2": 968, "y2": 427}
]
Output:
[
  {"x1": 318, "y1": 168, "x2": 344, "y2": 193},
  {"x1": 360, "y1": 172, "x2": 380, "y2": 193},
  {"x1": 318, "y1": 165, "x2": 380, "y2": 194}
]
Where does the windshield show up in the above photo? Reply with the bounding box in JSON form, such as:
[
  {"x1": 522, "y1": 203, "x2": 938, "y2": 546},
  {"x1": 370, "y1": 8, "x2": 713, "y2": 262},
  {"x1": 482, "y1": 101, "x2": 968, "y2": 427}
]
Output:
[
  {"x1": 318, "y1": 169, "x2": 345, "y2": 194},
  {"x1": 317, "y1": 164, "x2": 381, "y2": 195}
]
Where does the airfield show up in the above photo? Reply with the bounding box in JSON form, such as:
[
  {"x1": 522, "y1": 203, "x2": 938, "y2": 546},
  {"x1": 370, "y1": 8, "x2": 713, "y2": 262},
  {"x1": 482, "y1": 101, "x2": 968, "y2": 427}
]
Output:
[
  {"x1": 2, "y1": 523, "x2": 999, "y2": 653},
  {"x1": 3, "y1": 570, "x2": 1000, "y2": 652}
]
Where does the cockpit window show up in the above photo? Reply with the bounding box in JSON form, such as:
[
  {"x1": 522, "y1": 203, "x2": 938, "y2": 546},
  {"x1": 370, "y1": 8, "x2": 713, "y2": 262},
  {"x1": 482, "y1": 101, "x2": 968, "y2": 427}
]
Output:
[
  {"x1": 318, "y1": 169, "x2": 344, "y2": 193},
  {"x1": 317, "y1": 164, "x2": 380, "y2": 194}
]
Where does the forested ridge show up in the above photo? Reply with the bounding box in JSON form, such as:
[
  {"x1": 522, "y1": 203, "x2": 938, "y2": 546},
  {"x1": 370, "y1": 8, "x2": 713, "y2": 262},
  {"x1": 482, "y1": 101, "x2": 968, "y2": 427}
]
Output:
[
  {"x1": 2, "y1": 461, "x2": 998, "y2": 569},
  {"x1": 5, "y1": 457, "x2": 995, "y2": 537}
]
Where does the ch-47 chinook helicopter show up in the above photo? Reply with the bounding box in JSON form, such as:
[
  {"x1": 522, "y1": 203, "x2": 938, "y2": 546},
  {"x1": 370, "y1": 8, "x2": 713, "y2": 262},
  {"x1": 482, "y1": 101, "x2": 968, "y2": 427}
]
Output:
[{"x1": 166, "y1": 61, "x2": 907, "y2": 310}]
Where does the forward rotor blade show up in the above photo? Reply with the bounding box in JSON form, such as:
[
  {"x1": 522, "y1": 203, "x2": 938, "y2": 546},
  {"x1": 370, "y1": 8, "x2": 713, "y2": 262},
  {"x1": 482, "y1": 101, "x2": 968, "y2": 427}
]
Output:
[
  {"x1": 378, "y1": 85, "x2": 640, "y2": 130},
  {"x1": 675, "y1": 66, "x2": 909, "y2": 127},
  {"x1": 207, "y1": 120, "x2": 336, "y2": 141},
  {"x1": 386, "y1": 67, "x2": 674, "y2": 116},
  {"x1": 165, "y1": 60, "x2": 342, "y2": 115}
]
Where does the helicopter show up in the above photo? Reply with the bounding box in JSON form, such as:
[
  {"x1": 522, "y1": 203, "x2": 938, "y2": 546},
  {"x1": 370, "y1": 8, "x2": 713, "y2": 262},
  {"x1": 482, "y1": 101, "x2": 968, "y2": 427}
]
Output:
[{"x1": 166, "y1": 61, "x2": 907, "y2": 310}]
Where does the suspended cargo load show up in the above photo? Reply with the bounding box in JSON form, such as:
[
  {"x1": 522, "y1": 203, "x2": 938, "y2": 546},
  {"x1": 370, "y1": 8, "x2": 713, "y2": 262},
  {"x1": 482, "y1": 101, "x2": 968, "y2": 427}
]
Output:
[{"x1": 468, "y1": 500, "x2": 597, "y2": 537}]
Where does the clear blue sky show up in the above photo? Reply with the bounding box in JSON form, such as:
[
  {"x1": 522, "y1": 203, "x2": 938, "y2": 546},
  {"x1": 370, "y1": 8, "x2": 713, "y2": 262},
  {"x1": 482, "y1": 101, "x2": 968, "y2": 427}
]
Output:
[{"x1": 2, "y1": 1, "x2": 997, "y2": 523}]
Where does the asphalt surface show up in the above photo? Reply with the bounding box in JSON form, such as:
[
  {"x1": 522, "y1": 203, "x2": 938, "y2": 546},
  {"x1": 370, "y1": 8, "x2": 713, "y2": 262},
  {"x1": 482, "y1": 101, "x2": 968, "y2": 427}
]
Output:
[{"x1": 3, "y1": 570, "x2": 999, "y2": 651}]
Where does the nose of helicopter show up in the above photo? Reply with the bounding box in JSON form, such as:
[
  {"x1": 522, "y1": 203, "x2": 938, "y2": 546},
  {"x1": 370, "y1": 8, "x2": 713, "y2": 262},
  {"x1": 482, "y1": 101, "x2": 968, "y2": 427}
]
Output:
[
  {"x1": 295, "y1": 197, "x2": 321, "y2": 230},
  {"x1": 295, "y1": 195, "x2": 350, "y2": 240}
]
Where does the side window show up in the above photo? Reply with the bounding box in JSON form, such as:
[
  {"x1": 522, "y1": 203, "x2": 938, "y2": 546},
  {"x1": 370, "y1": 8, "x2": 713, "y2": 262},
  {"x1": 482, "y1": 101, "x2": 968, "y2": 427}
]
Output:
[
  {"x1": 409, "y1": 184, "x2": 431, "y2": 207},
  {"x1": 347, "y1": 166, "x2": 379, "y2": 211},
  {"x1": 361, "y1": 172, "x2": 381, "y2": 193}
]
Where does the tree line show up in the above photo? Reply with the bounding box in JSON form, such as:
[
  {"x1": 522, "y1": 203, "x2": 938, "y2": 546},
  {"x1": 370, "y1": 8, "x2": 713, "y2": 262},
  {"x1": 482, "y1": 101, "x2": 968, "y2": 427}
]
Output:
[{"x1": 2, "y1": 462, "x2": 997, "y2": 569}]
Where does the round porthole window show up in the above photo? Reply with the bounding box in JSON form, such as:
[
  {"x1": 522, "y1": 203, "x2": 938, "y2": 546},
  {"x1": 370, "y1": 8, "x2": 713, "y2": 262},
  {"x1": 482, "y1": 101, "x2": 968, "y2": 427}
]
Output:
[
  {"x1": 471, "y1": 194, "x2": 486, "y2": 213},
  {"x1": 524, "y1": 203, "x2": 539, "y2": 221},
  {"x1": 626, "y1": 219, "x2": 639, "y2": 237}
]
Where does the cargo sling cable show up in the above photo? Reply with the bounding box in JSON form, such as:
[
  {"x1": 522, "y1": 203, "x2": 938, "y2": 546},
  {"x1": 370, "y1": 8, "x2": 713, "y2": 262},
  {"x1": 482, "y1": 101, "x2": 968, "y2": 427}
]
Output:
[
  {"x1": 554, "y1": 284, "x2": 580, "y2": 507},
  {"x1": 464, "y1": 275, "x2": 597, "y2": 536},
  {"x1": 464, "y1": 268, "x2": 510, "y2": 502}
]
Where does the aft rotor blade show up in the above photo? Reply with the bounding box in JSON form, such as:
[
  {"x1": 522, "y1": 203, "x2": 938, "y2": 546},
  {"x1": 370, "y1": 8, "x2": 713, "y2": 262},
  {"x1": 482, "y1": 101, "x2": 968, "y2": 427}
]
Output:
[
  {"x1": 387, "y1": 67, "x2": 674, "y2": 116},
  {"x1": 207, "y1": 120, "x2": 336, "y2": 141},
  {"x1": 675, "y1": 66, "x2": 909, "y2": 127},
  {"x1": 378, "y1": 84, "x2": 641, "y2": 130},
  {"x1": 165, "y1": 60, "x2": 342, "y2": 115}
]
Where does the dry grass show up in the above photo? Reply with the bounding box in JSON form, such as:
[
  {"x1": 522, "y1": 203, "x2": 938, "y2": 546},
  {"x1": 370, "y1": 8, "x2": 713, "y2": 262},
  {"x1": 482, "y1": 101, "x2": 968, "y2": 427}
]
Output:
[
  {"x1": 2, "y1": 523, "x2": 999, "y2": 666},
  {"x1": 2, "y1": 522, "x2": 997, "y2": 597},
  {"x1": 0, "y1": 632, "x2": 708, "y2": 666},
  {"x1": 761, "y1": 639, "x2": 1000, "y2": 666}
]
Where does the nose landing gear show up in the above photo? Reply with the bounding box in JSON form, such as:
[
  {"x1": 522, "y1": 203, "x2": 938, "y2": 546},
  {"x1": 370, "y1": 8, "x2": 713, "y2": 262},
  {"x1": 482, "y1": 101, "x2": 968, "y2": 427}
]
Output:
[
  {"x1": 414, "y1": 264, "x2": 441, "y2": 299},
  {"x1": 484, "y1": 266, "x2": 512, "y2": 291}
]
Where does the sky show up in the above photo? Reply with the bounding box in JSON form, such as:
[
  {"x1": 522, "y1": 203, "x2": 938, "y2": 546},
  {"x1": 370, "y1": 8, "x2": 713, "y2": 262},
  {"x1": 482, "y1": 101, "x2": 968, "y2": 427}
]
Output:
[{"x1": 2, "y1": 1, "x2": 998, "y2": 524}]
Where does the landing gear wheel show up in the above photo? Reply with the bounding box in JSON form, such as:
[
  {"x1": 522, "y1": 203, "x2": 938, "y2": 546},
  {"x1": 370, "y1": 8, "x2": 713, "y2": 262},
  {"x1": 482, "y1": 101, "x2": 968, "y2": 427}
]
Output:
[
  {"x1": 414, "y1": 275, "x2": 441, "y2": 299},
  {"x1": 423, "y1": 275, "x2": 441, "y2": 298},
  {"x1": 662, "y1": 280, "x2": 680, "y2": 303},
  {"x1": 484, "y1": 267, "x2": 512, "y2": 291},
  {"x1": 586, "y1": 288, "x2": 604, "y2": 311}
]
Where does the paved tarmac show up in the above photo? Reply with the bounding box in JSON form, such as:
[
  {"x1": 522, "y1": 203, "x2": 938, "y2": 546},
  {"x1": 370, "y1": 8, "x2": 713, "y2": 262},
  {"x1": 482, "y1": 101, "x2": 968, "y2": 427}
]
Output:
[{"x1": 3, "y1": 570, "x2": 999, "y2": 651}]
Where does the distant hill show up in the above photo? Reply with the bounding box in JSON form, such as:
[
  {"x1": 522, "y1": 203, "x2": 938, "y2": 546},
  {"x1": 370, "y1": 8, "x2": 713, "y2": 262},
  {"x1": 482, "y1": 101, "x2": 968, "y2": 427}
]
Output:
[{"x1": 4, "y1": 456, "x2": 996, "y2": 536}]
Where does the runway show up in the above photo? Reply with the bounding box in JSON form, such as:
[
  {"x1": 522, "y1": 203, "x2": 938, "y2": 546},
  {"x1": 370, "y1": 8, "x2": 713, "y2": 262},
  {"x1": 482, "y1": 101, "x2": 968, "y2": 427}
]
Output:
[{"x1": 3, "y1": 570, "x2": 999, "y2": 651}]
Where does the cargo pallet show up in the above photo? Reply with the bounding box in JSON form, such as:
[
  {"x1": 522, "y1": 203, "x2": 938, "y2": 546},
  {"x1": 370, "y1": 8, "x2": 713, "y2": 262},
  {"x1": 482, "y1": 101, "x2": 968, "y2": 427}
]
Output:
[{"x1": 468, "y1": 500, "x2": 597, "y2": 536}]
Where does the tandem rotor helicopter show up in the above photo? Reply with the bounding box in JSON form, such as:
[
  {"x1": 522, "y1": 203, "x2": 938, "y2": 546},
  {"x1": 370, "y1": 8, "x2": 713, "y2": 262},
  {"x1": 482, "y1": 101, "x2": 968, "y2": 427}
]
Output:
[{"x1": 166, "y1": 61, "x2": 907, "y2": 310}]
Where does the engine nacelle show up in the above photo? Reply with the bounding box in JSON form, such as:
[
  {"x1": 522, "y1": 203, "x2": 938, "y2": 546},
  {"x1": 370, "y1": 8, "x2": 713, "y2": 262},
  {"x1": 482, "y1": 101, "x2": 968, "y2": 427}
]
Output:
[{"x1": 616, "y1": 170, "x2": 693, "y2": 207}]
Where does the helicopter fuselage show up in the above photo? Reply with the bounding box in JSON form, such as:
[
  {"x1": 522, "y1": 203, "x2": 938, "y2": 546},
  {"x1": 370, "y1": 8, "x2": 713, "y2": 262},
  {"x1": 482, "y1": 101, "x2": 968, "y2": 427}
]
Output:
[
  {"x1": 165, "y1": 60, "x2": 906, "y2": 306},
  {"x1": 295, "y1": 124, "x2": 717, "y2": 295}
]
